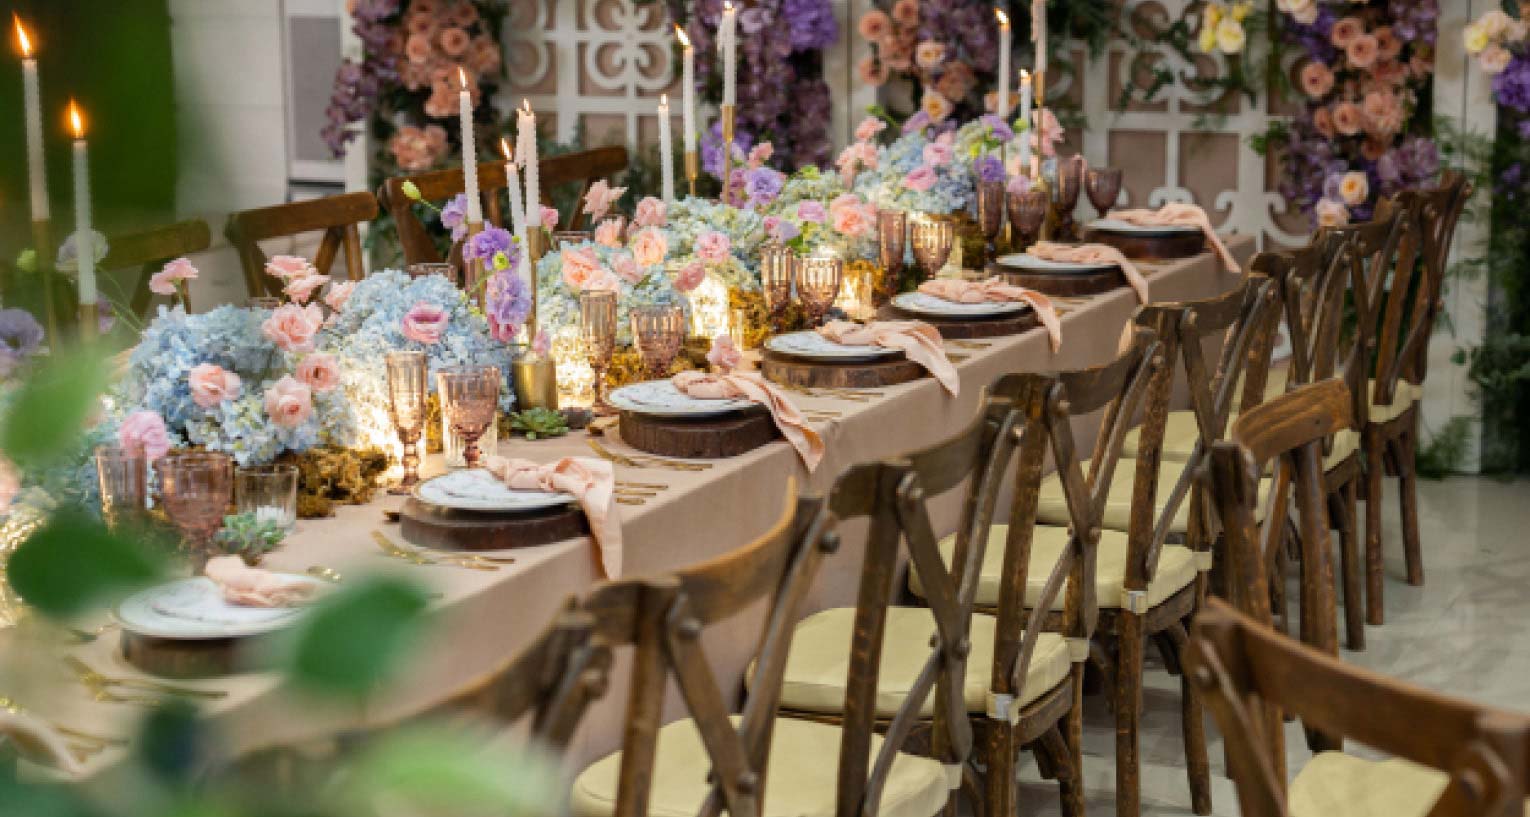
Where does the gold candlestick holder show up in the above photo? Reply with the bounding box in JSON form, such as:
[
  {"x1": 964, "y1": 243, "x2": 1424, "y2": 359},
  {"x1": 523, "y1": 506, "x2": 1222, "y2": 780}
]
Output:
[
  {"x1": 77, "y1": 303, "x2": 97, "y2": 343},
  {"x1": 463, "y1": 221, "x2": 486, "y2": 301},
  {"x1": 685, "y1": 150, "x2": 698, "y2": 198},
  {"x1": 720, "y1": 104, "x2": 736, "y2": 201},
  {"x1": 525, "y1": 227, "x2": 548, "y2": 333},
  {"x1": 30, "y1": 218, "x2": 60, "y2": 348}
]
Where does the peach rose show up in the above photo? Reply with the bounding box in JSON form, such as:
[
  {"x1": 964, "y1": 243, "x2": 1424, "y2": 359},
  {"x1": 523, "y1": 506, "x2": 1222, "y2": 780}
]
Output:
[
  {"x1": 891, "y1": 0, "x2": 918, "y2": 25},
  {"x1": 265, "y1": 255, "x2": 314, "y2": 281},
  {"x1": 1315, "y1": 198, "x2": 1350, "y2": 228},
  {"x1": 448, "y1": 0, "x2": 478, "y2": 27},
  {"x1": 858, "y1": 10, "x2": 892, "y2": 42},
  {"x1": 1480, "y1": 44, "x2": 1513, "y2": 75},
  {"x1": 1346, "y1": 34, "x2": 1379, "y2": 69},
  {"x1": 855, "y1": 116, "x2": 887, "y2": 143},
  {"x1": 1330, "y1": 17, "x2": 1363, "y2": 49},
  {"x1": 629, "y1": 227, "x2": 668, "y2": 268},
  {"x1": 1373, "y1": 59, "x2": 1408, "y2": 86},
  {"x1": 695, "y1": 231, "x2": 732, "y2": 264},
  {"x1": 324, "y1": 281, "x2": 356, "y2": 312},
  {"x1": 561, "y1": 247, "x2": 605, "y2": 290},
  {"x1": 610, "y1": 251, "x2": 644, "y2": 285},
  {"x1": 882, "y1": 40, "x2": 912, "y2": 70},
  {"x1": 633, "y1": 197, "x2": 667, "y2": 228},
  {"x1": 438, "y1": 26, "x2": 470, "y2": 56},
  {"x1": 402, "y1": 301, "x2": 450, "y2": 345},
  {"x1": 467, "y1": 34, "x2": 501, "y2": 75},
  {"x1": 857, "y1": 56, "x2": 890, "y2": 86},
  {"x1": 594, "y1": 217, "x2": 625, "y2": 248},
  {"x1": 296, "y1": 352, "x2": 342, "y2": 393},
  {"x1": 829, "y1": 194, "x2": 873, "y2": 238},
  {"x1": 581, "y1": 179, "x2": 626, "y2": 222},
  {"x1": 1374, "y1": 26, "x2": 1402, "y2": 60},
  {"x1": 284, "y1": 272, "x2": 331, "y2": 305},
  {"x1": 262, "y1": 303, "x2": 324, "y2": 352},
  {"x1": 1338, "y1": 171, "x2": 1370, "y2": 207},
  {"x1": 1313, "y1": 106, "x2": 1336, "y2": 138},
  {"x1": 118, "y1": 410, "x2": 172, "y2": 461},
  {"x1": 1362, "y1": 90, "x2": 1403, "y2": 136},
  {"x1": 405, "y1": 33, "x2": 432, "y2": 64},
  {"x1": 673, "y1": 260, "x2": 706, "y2": 293},
  {"x1": 264, "y1": 376, "x2": 314, "y2": 430},
  {"x1": 1299, "y1": 62, "x2": 1335, "y2": 98},
  {"x1": 150, "y1": 257, "x2": 199, "y2": 296},
  {"x1": 189, "y1": 363, "x2": 242, "y2": 409},
  {"x1": 1331, "y1": 102, "x2": 1363, "y2": 136}
]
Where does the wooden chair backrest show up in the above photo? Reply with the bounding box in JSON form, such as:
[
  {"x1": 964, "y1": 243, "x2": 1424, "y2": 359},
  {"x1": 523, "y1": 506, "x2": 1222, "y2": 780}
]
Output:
[
  {"x1": 825, "y1": 385, "x2": 1026, "y2": 817},
  {"x1": 224, "y1": 191, "x2": 379, "y2": 299},
  {"x1": 379, "y1": 145, "x2": 629, "y2": 265},
  {"x1": 578, "y1": 490, "x2": 829, "y2": 817},
  {"x1": 984, "y1": 329, "x2": 1162, "y2": 716},
  {"x1": 100, "y1": 219, "x2": 212, "y2": 318},
  {"x1": 1202, "y1": 378, "x2": 1356, "y2": 778},
  {"x1": 1187, "y1": 597, "x2": 1530, "y2": 817},
  {"x1": 1127, "y1": 277, "x2": 1278, "y2": 583}
]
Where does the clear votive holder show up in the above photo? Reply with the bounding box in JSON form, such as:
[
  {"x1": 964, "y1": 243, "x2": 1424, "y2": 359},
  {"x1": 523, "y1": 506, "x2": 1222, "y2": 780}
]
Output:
[
  {"x1": 95, "y1": 446, "x2": 147, "y2": 530},
  {"x1": 235, "y1": 464, "x2": 299, "y2": 530}
]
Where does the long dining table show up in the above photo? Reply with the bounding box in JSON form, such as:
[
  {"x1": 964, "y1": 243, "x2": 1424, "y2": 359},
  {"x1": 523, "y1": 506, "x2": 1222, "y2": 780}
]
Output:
[{"x1": 1, "y1": 237, "x2": 1254, "y2": 785}]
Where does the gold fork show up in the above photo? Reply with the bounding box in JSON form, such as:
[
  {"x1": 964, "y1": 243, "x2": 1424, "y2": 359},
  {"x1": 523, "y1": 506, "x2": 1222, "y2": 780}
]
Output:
[
  {"x1": 63, "y1": 657, "x2": 226, "y2": 701},
  {"x1": 587, "y1": 439, "x2": 709, "y2": 472},
  {"x1": 371, "y1": 531, "x2": 499, "y2": 571}
]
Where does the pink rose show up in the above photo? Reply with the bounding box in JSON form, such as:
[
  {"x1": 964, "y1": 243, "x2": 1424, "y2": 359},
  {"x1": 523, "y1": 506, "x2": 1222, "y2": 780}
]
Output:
[
  {"x1": 707, "y1": 334, "x2": 743, "y2": 373},
  {"x1": 1373, "y1": 59, "x2": 1408, "y2": 85},
  {"x1": 263, "y1": 376, "x2": 314, "y2": 429},
  {"x1": 922, "y1": 142, "x2": 953, "y2": 167},
  {"x1": 1362, "y1": 90, "x2": 1403, "y2": 137},
  {"x1": 829, "y1": 194, "x2": 874, "y2": 238},
  {"x1": 150, "y1": 257, "x2": 199, "y2": 296},
  {"x1": 1299, "y1": 62, "x2": 1334, "y2": 98},
  {"x1": 920, "y1": 90, "x2": 954, "y2": 123},
  {"x1": 1331, "y1": 102, "x2": 1363, "y2": 136},
  {"x1": 891, "y1": 0, "x2": 918, "y2": 25},
  {"x1": 854, "y1": 116, "x2": 886, "y2": 143},
  {"x1": 389, "y1": 124, "x2": 449, "y2": 172},
  {"x1": 402, "y1": 301, "x2": 450, "y2": 345},
  {"x1": 915, "y1": 40, "x2": 947, "y2": 70},
  {"x1": 747, "y1": 143, "x2": 774, "y2": 169},
  {"x1": 903, "y1": 165, "x2": 937, "y2": 192},
  {"x1": 581, "y1": 179, "x2": 627, "y2": 222},
  {"x1": 633, "y1": 197, "x2": 667, "y2": 228},
  {"x1": 1330, "y1": 16, "x2": 1363, "y2": 48},
  {"x1": 438, "y1": 26, "x2": 470, "y2": 57},
  {"x1": 629, "y1": 227, "x2": 669, "y2": 268},
  {"x1": 324, "y1": 281, "x2": 356, "y2": 312},
  {"x1": 295, "y1": 352, "x2": 342, "y2": 392},
  {"x1": 561, "y1": 247, "x2": 605, "y2": 290},
  {"x1": 539, "y1": 205, "x2": 560, "y2": 230},
  {"x1": 797, "y1": 200, "x2": 828, "y2": 224},
  {"x1": 118, "y1": 410, "x2": 172, "y2": 461},
  {"x1": 694, "y1": 230, "x2": 732, "y2": 264},
  {"x1": 610, "y1": 251, "x2": 644, "y2": 284},
  {"x1": 1346, "y1": 34, "x2": 1379, "y2": 69},
  {"x1": 857, "y1": 56, "x2": 889, "y2": 86},
  {"x1": 594, "y1": 217, "x2": 626, "y2": 248},
  {"x1": 673, "y1": 260, "x2": 706, "y2": 293},
  {"x1": 1313, "y1": 106, "x2": 1337, "y2": 138},
  {"x1": 1374, "y1": 26, "x2": 1402, "y2": 60},
  {"x1": 858, "y1": 10, "x2": 892, "y2": 41},
  {"x1": 188, "y1": 363, "x2": 242, "y2": 409},
  {"x1": 284, "y1": 272, "x2": 331, "y2": 305},
  {"x1": 262, "y1": 303, "x2": 324, "y2": 352},
  {"x1": 882, "y1": 40, "x2": 912, "y2": 70},
  {"x1": 265, "y1": 255, "x2": 314, "y2": 281}
]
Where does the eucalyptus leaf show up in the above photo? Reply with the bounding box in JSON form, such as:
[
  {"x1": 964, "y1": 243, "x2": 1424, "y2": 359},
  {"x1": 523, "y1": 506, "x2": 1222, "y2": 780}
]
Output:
[
  {"x1": 281, "y1": 576, "x2": 431, "y2": 699},
  {"x1": 7, "y1": 510, "x2": 167, "y2": 618},
  {"x1": 327, "y1": 728, "x2": 563, "y2": 817},
  {"x1": 0, "y1": 345, "x2": 110, "y2": 468}
]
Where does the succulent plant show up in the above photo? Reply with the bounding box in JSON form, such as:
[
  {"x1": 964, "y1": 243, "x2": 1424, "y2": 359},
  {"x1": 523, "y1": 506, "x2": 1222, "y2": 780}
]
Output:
[
  {"x1": 508, "y1": 407, "x2": 569, "y2": 441},
  {"x1": 213, "y1": 512, "x2": 287, "y2": 565}
]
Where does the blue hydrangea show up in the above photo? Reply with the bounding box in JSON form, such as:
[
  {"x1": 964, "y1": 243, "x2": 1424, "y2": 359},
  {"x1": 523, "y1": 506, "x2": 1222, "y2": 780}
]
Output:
[
  {"x1": 535, "y1": 241, "x2": 695, "y2": 345},
  {"x1": 853, "y1": 129, "x2": 974, "y2": 215}
]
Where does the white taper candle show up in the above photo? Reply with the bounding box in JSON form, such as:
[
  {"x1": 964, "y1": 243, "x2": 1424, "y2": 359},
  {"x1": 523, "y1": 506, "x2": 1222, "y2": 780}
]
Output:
[
  {"x1": 720, "y1": 2, "x2": 737, "y2": 108},
  {"x1": 658, "y1": 95, "x2": 675, "y2": 204},
  {"x1": 68, "y1": 101, "x2": 95, "y2": 305},
  {"x1": 457, "y1": 69, "x2": 482, "y2": 225},
  {"x1": 676, "y1": 25, "x2": 697, "y2": 156},
  {"x1": 995, "y1": 9, "x2": 1011, "y2": 118},
  {"x1": 520, "y1": 100, "x2": 541, "y2": 229}
]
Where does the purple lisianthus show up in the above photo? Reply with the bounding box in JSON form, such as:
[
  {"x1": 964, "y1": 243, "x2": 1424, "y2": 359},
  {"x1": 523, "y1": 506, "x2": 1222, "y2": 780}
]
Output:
[
  {"x1": 463, "y1": 226, "x2": 518, "y2": 272},
  {"x1": 744, "y1": 167, "x2": 785, "y2": 208},
  {"x1": 0, "y1": 308, "x2": 45, "y2": 376},
  {"x1": 902, "y1": 110, "x2": 933, "y2": 134},
  {"x1": 700, "y1": 120, "x2": 753, "y2": 178},
  {"x1": 1492, "y1": 55, "x2": 1530, "y2": 115},
  {"x1": 441, "y1": 193, "x2": 470, "y2": 242},
  {"x1": 783, "y1": 0, "x2": 839, "y2": 50},
  {"x1": 485, "y1": 270, "x2": 532, "y2": 336},
  {"x1": 975, "y1": 154, "x2": 1006, "y2": 184},
  {"x1": 979, "y1": 114, "x2": 1015, "y2": 143}
]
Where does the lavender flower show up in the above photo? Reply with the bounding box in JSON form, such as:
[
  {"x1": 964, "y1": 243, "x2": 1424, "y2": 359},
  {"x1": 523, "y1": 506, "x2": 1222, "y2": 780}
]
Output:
[
  {"x1": 464, "y1": 226, "x2": 517, "y2": 270},
  {"x1": 701, "y1": 120, "x2": 753, "y2": 178},
  {"x1": 979, "y1": 114, "x2": 1015, "y2": 144},
  {"x1": 1492, "y1": 55, "x2": 1530, "y2": 115},
  {"x1": 974, "y1": 154, "x2": 1005, "y2": 184},
  {"x1": 744, "y1": 167, "x2": 785, "y2": 208},
  {"x1": 441, "y1": 193, "x2": 470, "y2": 242},
  {"x1": 486, "y1": 270, "x2": 532, "y2": 335}
]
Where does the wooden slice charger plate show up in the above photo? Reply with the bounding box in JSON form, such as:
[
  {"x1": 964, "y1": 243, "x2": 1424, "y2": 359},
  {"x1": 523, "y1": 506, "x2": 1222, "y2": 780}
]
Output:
[
  {"x1": 400, "y1": 498, "x2": 590, "y2": 552},
  {"x1": 983, "y1": 263, "x2": 1127, "y2": 297},
  {"x1": 618, "y1": 406, "x2": 779, "y2": 460},
  {"x1": 122, "y1": 631, "x2": 249, "y2": 679},
  {"x1": 877, "y1": 305, "x2": 1037, "y2": 339},
  {"x1": 1082, "y1": 227, "x2": 1206, "y2": 261},
  {"x1": 761, "y1": 350, "x2": 925, "y2": 388}
]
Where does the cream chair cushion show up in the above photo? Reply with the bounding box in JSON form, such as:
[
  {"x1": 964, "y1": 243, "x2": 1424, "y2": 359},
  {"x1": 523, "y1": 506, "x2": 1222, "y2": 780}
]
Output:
[
  {"x1": 1367, "y1": 379, "x2": 1422, "y2": 424},
  {"x1": 1287, "y1": 752, "x2": 1454, "y2": 817},
  {"x1": 1035, "y1": 458, "x2": 1270, "y2": 534},
  {"x1": 908, "y1": 526, "x2": 1199, "y2": 610},
  {"x1": 1122, "y1": 410, "x2": 1204, "y2": 462},
  {"x1": 570, "y1": 715, "x2": 949, "y2": 817},
  {"x1": 763, "y1": 606, "x2": 1071, "y2": 719}
]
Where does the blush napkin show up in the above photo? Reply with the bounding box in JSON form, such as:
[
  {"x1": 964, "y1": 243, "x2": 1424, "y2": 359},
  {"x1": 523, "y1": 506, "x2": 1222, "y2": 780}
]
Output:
[
  {"x1": 204, "y1": 556, "x2": 318, "y2": 608},
  {"x1": 818, "y1": 320, "x2": 960, "y2": 396},
  {"x1": 1026, "y1": 241, "x2": 1150, "y2": 304},
  {"x1": 917, "y1": 277, "x2": 1063, "y2": 352},
  {"x1": 1107, "y1": 202, "x2": 1239, "y2": 273},
  {"x1": 484, "y1": 455, "x2": 623, "y2": 578},
  {"x1": 670, "y1": 370, "x2": 826, "y2": 471}
]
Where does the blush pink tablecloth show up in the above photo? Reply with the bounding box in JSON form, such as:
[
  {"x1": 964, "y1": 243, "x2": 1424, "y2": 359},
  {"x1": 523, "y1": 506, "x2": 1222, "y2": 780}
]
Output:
[{"x1": 5, "y1": 237, "x2": 1254, "y2": 786}]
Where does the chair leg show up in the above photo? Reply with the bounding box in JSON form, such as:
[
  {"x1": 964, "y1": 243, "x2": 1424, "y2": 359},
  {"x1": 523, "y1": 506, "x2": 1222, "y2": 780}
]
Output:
[
  {"x1": 1396, "y1": 422, "x2": 1424, "y2": 586},
  {"x1": 1064, "y1": 663, "x2": 1086, "y2": 817},
  {"x1": 984, "y1": 721, "x2": 1018, "y2": 817},
  {"x1": 1115, "y1": 613, "x2": 1145, "y2": 817},
  {"x1": 1364, "y1": 428, "x2": 1386, "y2": 625},
  {"x1": 1331, "y1": 480, "x2": 1365, "y2": 650},
  {"x1": 1166, "y1": 622, "x2": 1211, "y2": 815}
]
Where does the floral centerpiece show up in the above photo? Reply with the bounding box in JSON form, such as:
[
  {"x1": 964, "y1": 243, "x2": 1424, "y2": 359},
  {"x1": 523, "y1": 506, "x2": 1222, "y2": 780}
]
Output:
[
  {"x1": 663, "y1": 196, "x2": 769, "y2": 273},
  {"x1": 1464, "y1": 6, "x2": 1530, "y2": 135},
  {"x1": 851, "y1": 120, "x2": 976, "y2": 215}
]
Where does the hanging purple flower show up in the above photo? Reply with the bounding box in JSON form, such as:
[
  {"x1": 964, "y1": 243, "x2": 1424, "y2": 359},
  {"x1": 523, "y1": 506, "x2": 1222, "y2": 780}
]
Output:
[
  {"x1": 440, "y1": 193, "x2": 470, "y2": 242},
  {"x1": 485, "y1": 270, "x2": 531, "y2": 342},
  {"x1": 974, "y1": 154, "x2": 1006, "y2": 184},
  {"x1": 979, "y1": 114, "x2": 1015, "y2": 144}
]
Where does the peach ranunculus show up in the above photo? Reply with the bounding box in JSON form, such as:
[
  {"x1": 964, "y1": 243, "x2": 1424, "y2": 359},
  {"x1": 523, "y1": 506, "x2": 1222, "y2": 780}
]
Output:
[
  {"x1": 1331, "y1": 102, "x2": 1363, "y2": 136},
  {"x1": 915, "y1": 41, "x2": 947, "y2": 70},
  {"x1": 262, "y1": 303, "x2": 324, "y2": 353},
  {"x1": 858, "y1": 10, "x2": 892, "y2": 42},
  {"x1": 706, "y1": 334, "x2": 743, "y2": 373},
  {"x1": 118, "y1": 410, "x2": 172, "y2": 461},
  {"x1": 1313, "y1": 106, "x2": 1337, "y2": 138},
  {"x1": 284, "y1": 272, "x2": 331, "y2": 305},
  {"x1": 324, "y1": 280, "x2": 356, "y2": 312},
  {"x1": 1346, "y1": 34, "x2": 1379, "y2": 69},
  {"x1": 1374, "y1": 26, "x2": 1402, "y2": 60},
  {"x1": 295, "y1": 352, "x2": 342, "y2": 393},
  {"x1": 389, "y1": 124, "x2": 449, "y2": 172},
  {"x1": 854, "y1": 116, "x2": 886, "y2": 143},
  {"x1": 610, "y1": 251, "x2": 644, "y2": 285},
  {"x1": 629, "y1": 227, "x2": 669, "y2": 268},
  {"x1": 402, "y1": 301, "x2": 450, "y2": 345},
  {"x1": 1299, "y1": 62, "x2": 1335, "y2": 99},
  {"x1": 1330, "y1": 16, "x2": 1364, "y2": 49},
  {"x1": 1480, "y1": 44, "x2": 1513, "y2": 75},
  {"x1": 1362, "y1": 90, "x2": 1403, "y2": 137},
  {"x1": 694, "y1": 231, "x2": 732, "y2": 264},
  {"x1": 581, "y1": 179, "x2": 627, "y2": 222},
  {"x1": 188, "y1": 363, "x2": 241, "y2": 409},
  {"x1": 633, "y1": 197, "x2": 667, "y2": 228},
  {"x1": 673, "y1": 260, "x2": 706, "y2": 293},
  {"x1": 149, "y1": 257, "x2": 199, "y2": 297},
  {"x1": 920, "y1": 90, "x2": 955, "y2": 123},
  {"x1": 468, "y1": 34, "x2": 501, "y2": 75},
  {"x1": 594, "y1": 217, "x2": 626, "y2": 248},
  {"x1": 1338, "y1": 172, "x2": 1370, "y2": 207},
  {"x1": 857, "y1": 56, "x2": 890, "y2": 86},
  {"x1": 903, "y1": 165, "x2": 937, "y2": 192},
  {"x1": 438, "y1": 26, "x2": 470, "y2": 57},
  {"x1": 264, "y1": 376, "x2": 315, "y2": 430},
  {"x1": 448, "y1": 0, "x2": 479, "y2": 26},
  {"x1": 1315, "y1": 198, "x2": 1350, "y2": 228},
  {"x1": 561, "y1": 246, "x2": 606, "y2": 290},
  {"x1": 265, "y1": 255, "x2": 315, "y2": 282},
  {"x1": 1372, "y1": 59, "x2": 1408, "y2": 86},
  {"x1": 829, "y1": 194, "x2": 874, "y2": 238}
]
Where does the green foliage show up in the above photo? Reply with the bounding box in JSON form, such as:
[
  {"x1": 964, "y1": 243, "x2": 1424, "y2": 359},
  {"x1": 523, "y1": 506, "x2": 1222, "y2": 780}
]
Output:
[
  {"x1": 508, "y1": 406, "x2": 569, "y2": 441},
  {"x1": 1248, "y1": 119, "x2": 1289, "y2": 157},
  {"x1": 7, "y1": 510, "x2": 167, "y2": 618},
  {"x1": 1416, "y1": 416, "x2": 1475, "y2": 479},
  {"x1": 0, "y1": 346, "x2": 110, "y2": 470},
  {"x1": 212, "y1": 513, "x2": 287, "y2": 562},
  {"x1": 327, "y1": 728, "x2": 564, "y2": 816},
  {"x1": 280, "y1": 575, "x2": 432, "y2": 700}
]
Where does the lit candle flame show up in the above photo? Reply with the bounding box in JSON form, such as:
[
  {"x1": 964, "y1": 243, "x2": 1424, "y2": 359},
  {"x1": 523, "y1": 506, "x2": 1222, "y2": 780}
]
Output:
[
  {"x1": 723, "y1": 1, "x2": 733, "y2": 12},
  {"x1": 995, "y1": 8, "x2": 1009, "y2": 27},
  {"x1": 499, "y1": 136, "x2": 513, "y2": 163},
  {"x1": 67, "y1": 99, "x2": 84, "y2": 140},
  {"x1": 13, "y1": 13, "x2": 31, "y2": 57},
  {"x1": 1020, "y1": 68, "x2": 1031, "y2": 84},
  {"x1": 457, "y1": 66, "x2": 468, "y2": 90},
  {"x1": 522, "y1": 98, "x2": 532, "y2": 115},
  {"x1": 660, "y1": 93, "x2": 668, "y2": 106},
  {"x1": 674, "y1": 23, "x2": 690, "y2": 49}
]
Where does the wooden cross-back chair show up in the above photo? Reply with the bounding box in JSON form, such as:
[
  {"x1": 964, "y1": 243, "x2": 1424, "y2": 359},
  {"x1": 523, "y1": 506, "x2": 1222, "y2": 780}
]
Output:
[
  {"x1": 1187, "y1": 599, "x2": 1530, "y2": 817},
  {"x1": 224, "y1": 191, "x2": 379, "y2": 300},
  {"x1": 379, "y1": 145, "x2": 629, "y2": 265},
  {"x1": 98, "y1": 219, "x2": 212, "y2": 319}
]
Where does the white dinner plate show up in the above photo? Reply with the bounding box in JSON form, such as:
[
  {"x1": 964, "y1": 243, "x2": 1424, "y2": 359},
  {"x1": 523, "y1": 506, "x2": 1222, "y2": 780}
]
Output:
[
  {"x1": 1088, "y1": 218, "x2": 1201, "y2": 237},
  {"x1": 994, "y1": 253, "x2": 1119, "y2": 275},
  {"x1": 765, "y1": 331, "x2": 900, "y2": 363},
  {"x1": 608, "y1": 380, "x2": 756, "y2": 418},
  {"x1": 114, "y1": 576, "x2": 325, "y2": 640},
  {"x1": 413, "y1": 469, "x2": 575, "y2": 513},
  {"x1": 893, "y1": 291, "x2": 1028, "y2": 319}
]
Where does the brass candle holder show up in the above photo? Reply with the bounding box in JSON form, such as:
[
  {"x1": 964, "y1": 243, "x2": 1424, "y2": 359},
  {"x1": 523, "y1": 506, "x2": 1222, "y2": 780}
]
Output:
[
  {"x1": 720, "y1": 104, "x2": 736, "y2": 198},
  {"x1": 525, "y1": 226, "x2": 548, "y2": 332},
  {"x1": 511, "y1": 354, "x2": 558, "y2": 410},
  {"x1": 685, "y1": 150, "x2": 698, "y2": 198},
  {"x1": 31, "y1": 218, "x2": 60, "y2": 347},
  {"x1": 463, "y1": 220, "x2": 486, "y2": 300}
]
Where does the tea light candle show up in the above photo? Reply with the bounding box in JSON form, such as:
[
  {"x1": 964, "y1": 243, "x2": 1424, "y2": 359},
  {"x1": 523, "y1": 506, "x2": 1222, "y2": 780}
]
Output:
[
  {"x1": 658, "y1": 94, "x2": 675, "y2": 204},
  {"x1": 457, "y1": 68, "x2": 482, "y2": 225}
]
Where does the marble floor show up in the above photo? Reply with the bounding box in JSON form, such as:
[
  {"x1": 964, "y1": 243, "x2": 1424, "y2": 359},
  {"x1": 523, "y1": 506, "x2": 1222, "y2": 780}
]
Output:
[{"x1": 1013, "y1": 476, "x2": 1530, "y2": 817}]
